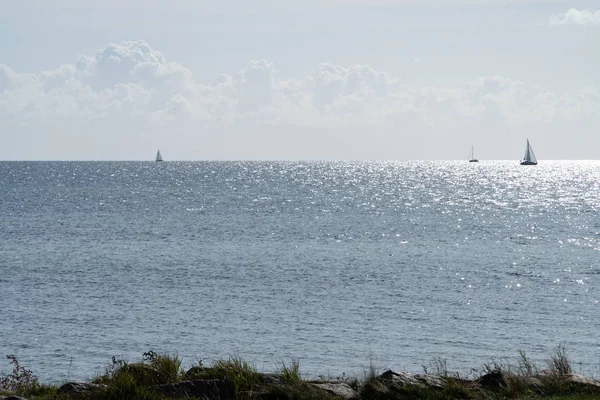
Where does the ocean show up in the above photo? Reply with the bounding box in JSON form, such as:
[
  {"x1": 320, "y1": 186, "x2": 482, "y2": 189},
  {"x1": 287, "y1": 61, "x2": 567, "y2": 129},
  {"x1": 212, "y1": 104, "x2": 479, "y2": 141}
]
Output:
[{"x1": 1, "y1": 160, "x2": 599, "y2": 383}]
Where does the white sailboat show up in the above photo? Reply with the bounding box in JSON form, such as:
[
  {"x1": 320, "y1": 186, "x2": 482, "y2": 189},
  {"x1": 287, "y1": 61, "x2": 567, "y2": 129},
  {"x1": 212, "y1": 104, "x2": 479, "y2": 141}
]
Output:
[
  {"x1": 155, "y1": 150, "x2": 163, "y2": 162},
  {"x1": 469, "y1": 145, "x2": 479, "y2": 162},
  {"x1": 520, "y1": 139, "x2": 537, "y2": 165}
]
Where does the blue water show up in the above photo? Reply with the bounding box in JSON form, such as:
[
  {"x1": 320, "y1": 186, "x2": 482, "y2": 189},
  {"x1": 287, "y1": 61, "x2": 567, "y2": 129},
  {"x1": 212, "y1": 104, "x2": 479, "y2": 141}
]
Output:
[{"x1": 1, "y1": 161, "x2": 599, "y2": 383}]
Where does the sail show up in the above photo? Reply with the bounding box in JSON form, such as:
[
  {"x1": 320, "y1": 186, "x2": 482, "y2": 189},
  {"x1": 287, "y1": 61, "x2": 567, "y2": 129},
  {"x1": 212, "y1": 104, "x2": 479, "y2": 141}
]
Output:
[
  {"x1": 522, "y1": 140, "x2": 537, "y2": 163},
  {"x1": 155, "y1": 150, "x2": 163, "y2": 162}
]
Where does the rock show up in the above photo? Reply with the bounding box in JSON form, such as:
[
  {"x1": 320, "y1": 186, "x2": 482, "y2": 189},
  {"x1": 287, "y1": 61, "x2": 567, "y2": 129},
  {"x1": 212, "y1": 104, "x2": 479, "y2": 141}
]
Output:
[
  {"x1": 311, "y1": 382, "x2": 359, "y2": 399},
  {"x1": 361, "y1": 370, "x2": 449, "y2": 399},
  {"x1": 379, "y1": 370, "x2": 446, "y2": 390},
  {"x1": 253, "y1": 393, "x2": 289, "y2": 400},
  {"x1": 415, "y1": 374, "x2": 447, "y2": 390},
  {"x1": 520, "y1": 374, "x2": 543, "y2": 389},
  {"x1": 567, "y1": 373, "x2": 600, "y2": 390},
  {"x1": 535, "y1": 373, "x2": 600, "y2": 393},
  {"x1": 476, "y1": 370, "x2": 600, "y2": 394},
  {"x1": 257, "y1": 373, "x2": 285, "y2": 386},
  {"x1": 155, "y1": 379, "x2": 234, "y2": 399},
  {"x1": 57, "y1": 381, "x2": 108, "y2": 395},
  {"x1": 476, "y1": 370, "x2": 508, "y2": 390},
  {"x1": 379, "y1": 370, "x2": 424, "y2": 388}
]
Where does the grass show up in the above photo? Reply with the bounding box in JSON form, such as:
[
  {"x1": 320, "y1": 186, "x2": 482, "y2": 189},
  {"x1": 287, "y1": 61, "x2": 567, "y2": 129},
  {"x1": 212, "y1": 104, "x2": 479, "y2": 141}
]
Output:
[
  {"x1": 103, "y1": 372, "x2": 160, "y2": 400},
  {"x1": 143, "y1": 351, "x2": 184, "y2": 384},
  {"x1": 93, "y1": 352, "x2": 184, "y2": 387},
  {"x1": 363, "y1": 353, "x2": 381, "y2": 386},
  {"x1": 279, "y1": 359, "x2": 302, "y2": 385},
  {"x1": 518, "y1": 350, "x2": 537, "y2": 376},
  {"x1": 1, "y1": 346, "x2": 600, "y2": 400},
  {"x1": 548, "y1": 344, "x2": 572, "y2": 377},
  {"x1": 185, "y1": 354, "x2": 260, "y2": 394}
]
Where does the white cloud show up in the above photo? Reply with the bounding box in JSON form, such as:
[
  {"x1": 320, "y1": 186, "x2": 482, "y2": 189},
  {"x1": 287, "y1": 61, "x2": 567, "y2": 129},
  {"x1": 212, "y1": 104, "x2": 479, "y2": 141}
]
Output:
[
  {"x1": 0, "y1": 40, "x2": 597, "y2": 127},
  {"x1": 0, "y1": 40, "x2": 599, "y2": 159},
  {"x1": 550, "y1": 9, "x2": 600, "y2": 26}
]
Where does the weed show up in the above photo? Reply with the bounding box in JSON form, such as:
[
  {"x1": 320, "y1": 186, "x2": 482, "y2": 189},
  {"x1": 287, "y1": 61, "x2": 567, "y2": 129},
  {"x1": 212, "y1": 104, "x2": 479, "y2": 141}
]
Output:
[
  {"x1": 359, "y1": 355, "x2": 387, "y2": 400},
  {"x1": 279, "y1": 359, "x2": 301, "y2": 385},
  {"x1": 20, "y1": 383, "x2": 58, "y2": 399},
  {"x1": 348, "y1": 377, "x2": 360, "y2": 391},
  {"x1": 211, "y1": 356, "x2": 260, "y2": 392},
  {"x1": 143, "y1": 351, "x2": 182, "y2": 383},
  {"x1": 518, "y1": 350, "x2": 537, "y2": 376},
  {"x1": 0, "y1": 354, "x2": 39, "y2": 393},
  {"x1": 548, "y1": 344, "x2": 572, "y2": 376},
  {"x1": 441, "y1": 377, "x2": 473, "y2": 399},
  {"x1": 363, "y1": 354, "x2": 380, "y2": 386},
  {"x1": 105, "y1": 370, "x2": 159, "y2": 400},
  {"x1": 429, "y1": 356, "x2": 458, "y2": 378},
  {"x1": 503, "y1": 373, "x2": 534, "y2": 398},
  {"x1": 482, "y1": 358, "x2": 510, "y2": 375},
  {"x1": 92, "y1": 356, "x2": 128, "y2": 384}
]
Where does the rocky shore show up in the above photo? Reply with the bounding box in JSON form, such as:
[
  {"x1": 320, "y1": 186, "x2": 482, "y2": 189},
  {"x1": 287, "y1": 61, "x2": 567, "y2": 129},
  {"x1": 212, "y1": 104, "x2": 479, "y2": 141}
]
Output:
[{"x1": 2, "y1": 350, "x2": 600, "y2": 399}]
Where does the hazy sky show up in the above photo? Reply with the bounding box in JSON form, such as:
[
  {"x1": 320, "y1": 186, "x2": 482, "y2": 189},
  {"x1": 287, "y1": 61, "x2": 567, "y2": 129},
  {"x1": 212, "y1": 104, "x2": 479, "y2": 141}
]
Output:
[{"x1": 1, "y1": 0, "x2": 598, "y2": 160}]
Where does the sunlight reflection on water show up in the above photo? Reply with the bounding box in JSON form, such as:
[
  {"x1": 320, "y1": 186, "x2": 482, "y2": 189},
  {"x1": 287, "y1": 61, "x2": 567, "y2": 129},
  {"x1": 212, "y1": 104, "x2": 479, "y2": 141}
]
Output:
[{"x1": 1, "y1": 160, "x2": 600, "y2": 382}]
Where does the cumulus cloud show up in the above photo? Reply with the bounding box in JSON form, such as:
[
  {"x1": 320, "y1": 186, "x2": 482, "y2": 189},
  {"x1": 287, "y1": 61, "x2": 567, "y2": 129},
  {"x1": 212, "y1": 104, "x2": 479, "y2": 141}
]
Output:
[
  {"x1": 0, "y1": 40, "x2": 598, "y2": 137},
  {"x1": 234, "y1": 60, "x2": 276, "y2": 114},
  {"x1": 550, "y1": 9, "x2": 600, "y2": 26}
]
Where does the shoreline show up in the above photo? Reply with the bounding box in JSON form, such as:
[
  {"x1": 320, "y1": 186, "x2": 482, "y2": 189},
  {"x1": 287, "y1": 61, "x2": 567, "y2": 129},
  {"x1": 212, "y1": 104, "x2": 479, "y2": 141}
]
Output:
[{"x1": 2, "y1": 347, "x2": 600, "y2": 399}]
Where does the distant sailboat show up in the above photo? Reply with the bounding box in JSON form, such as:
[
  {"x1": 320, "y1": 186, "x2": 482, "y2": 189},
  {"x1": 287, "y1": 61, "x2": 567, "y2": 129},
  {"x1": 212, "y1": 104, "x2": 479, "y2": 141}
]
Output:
[
  {"x1": 155, "y1": 150, "x2": 163, "y2": 162},
  {"x1": 469, "y1": 146, "x2": 479, "y2": 163},
  {"x1": 520, "y1": 139, "x2": 537, "y2": 165}
]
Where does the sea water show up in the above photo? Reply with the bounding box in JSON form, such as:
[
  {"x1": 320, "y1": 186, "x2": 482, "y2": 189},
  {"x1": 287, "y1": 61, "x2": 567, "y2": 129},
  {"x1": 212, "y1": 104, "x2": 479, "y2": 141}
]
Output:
[{"x1": 1, "y1": 161, "x2": 599, "y2": 383}]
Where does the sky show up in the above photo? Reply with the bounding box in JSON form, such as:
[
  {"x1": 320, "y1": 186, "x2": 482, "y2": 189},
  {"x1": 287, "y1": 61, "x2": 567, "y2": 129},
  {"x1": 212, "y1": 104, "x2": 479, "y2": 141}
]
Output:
[{"x1": 0, "y1": 0, "x2": 598, "y2": 160}]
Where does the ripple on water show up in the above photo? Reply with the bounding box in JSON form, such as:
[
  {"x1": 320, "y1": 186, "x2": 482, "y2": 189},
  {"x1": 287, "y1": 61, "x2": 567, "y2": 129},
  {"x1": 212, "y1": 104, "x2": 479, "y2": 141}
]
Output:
[{"x1": 1, "y1": 161, "x2": 600, "y2": 382}]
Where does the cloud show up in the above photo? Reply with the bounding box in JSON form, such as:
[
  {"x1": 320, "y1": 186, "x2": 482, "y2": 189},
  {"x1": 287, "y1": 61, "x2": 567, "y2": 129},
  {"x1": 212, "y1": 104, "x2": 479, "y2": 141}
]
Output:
[
  {"x1": 234, "y1": 59, "x2": 276, "y2": 113},
  {"x1": 550, "y1": 9, "x2": 600, "y2": 26},
  {"x1": 0, "y1": 40, "x2": 598, "y2": 147}
]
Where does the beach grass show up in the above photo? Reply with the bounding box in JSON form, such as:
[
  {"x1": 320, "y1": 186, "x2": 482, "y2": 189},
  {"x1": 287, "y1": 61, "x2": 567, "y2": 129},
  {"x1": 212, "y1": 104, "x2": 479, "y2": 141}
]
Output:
[{"x1": 2, "y1": 345, "x2": 600, "y2": 399}]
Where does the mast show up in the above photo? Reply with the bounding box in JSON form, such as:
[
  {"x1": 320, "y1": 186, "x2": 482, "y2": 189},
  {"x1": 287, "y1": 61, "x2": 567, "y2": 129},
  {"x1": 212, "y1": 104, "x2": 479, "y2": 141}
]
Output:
[{"x1": 469, "y1": 145, "x2": 478, "y2": 162}]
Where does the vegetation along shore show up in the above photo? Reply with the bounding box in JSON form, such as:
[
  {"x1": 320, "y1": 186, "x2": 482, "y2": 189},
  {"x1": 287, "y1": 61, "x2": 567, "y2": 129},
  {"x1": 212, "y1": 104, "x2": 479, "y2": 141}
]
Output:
[{"x1": 2, "y1": 346, "x2": 600, "y2": 399}]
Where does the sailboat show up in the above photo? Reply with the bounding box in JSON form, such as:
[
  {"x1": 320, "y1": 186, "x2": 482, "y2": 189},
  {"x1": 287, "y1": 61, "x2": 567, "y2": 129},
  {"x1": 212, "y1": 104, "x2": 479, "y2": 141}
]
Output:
[
  {"x1": 155, "y1": 150, "x2": 163, "y2": 162},
  {"x1": 520, "y1": 139, "x2": 537, "y2": 165},
  {"x1": 469, "y1": 146, "x2": 479, "y2": 162}
]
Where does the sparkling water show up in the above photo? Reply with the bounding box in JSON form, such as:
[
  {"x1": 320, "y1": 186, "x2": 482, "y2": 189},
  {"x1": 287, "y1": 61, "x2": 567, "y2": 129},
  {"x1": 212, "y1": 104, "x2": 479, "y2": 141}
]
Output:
[{"x1": 1, "y1": 161, "x2": 599, "y2": 382}]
